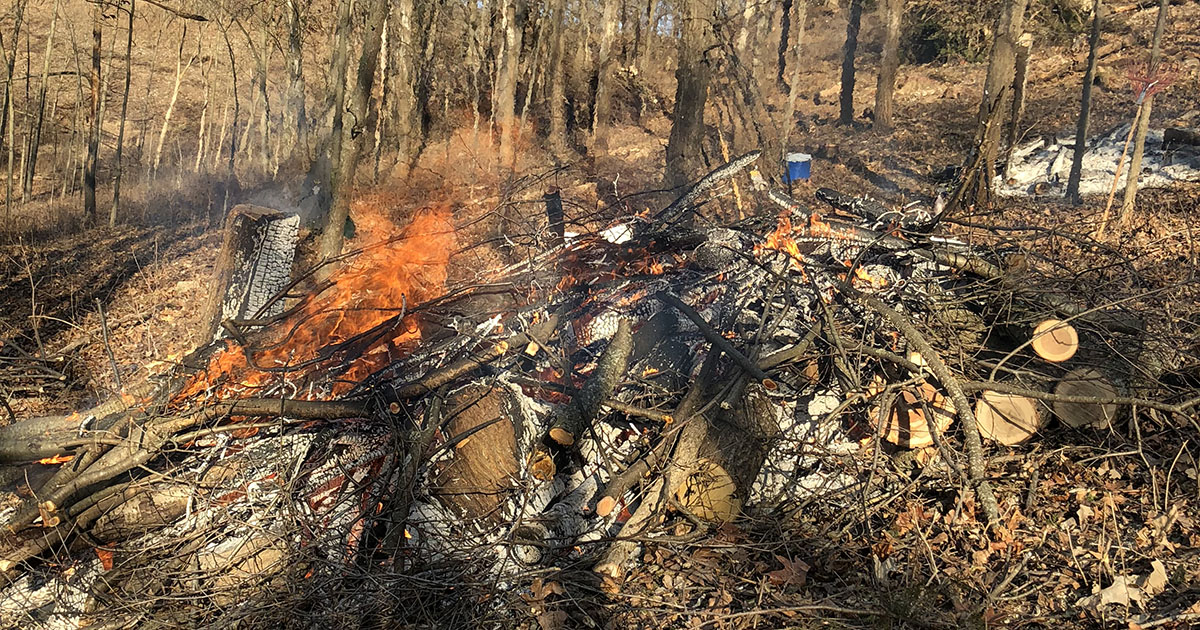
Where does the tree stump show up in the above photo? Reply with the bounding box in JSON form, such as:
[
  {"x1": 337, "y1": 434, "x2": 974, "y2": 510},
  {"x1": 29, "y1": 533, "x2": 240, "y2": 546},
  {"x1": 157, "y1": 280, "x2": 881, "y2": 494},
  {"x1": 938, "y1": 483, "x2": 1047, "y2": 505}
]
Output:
[{"x1": 974, "y1": 390, "x2": 1049, "y2": 445}]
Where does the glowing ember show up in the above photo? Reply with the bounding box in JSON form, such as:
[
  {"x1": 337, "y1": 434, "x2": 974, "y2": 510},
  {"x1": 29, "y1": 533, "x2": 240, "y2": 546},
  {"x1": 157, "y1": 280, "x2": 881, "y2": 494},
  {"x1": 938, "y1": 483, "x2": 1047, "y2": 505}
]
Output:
[{"x1": 175, "y1": 205, "x2": 457, "y2": 403}]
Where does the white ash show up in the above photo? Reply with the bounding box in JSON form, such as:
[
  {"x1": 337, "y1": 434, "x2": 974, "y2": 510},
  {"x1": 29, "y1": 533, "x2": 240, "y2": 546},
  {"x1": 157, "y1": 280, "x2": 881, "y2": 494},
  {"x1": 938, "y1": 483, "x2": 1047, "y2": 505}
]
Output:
[{"x1": 997, "y1": 123, "x2": 1200, "y2": 198}]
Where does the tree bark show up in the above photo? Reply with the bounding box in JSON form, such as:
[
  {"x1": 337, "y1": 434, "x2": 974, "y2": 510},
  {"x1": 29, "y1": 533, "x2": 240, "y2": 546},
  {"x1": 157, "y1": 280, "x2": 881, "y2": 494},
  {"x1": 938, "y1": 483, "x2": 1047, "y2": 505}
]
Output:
[
  {"x1": 494, "y1": 0, "x2": 527, "y2": 168},
  {"x1": 1002, "y1": 32, "x2": 1033, "y2": 180},
  {"x1": 1118, "y1": 0, "x2": 1168, "y2": 225},
  {"x1": 1066, "y1": 0, "x2": 1103, "y2": 204},
  {"x1": 665, "y1": 0, "x2": 714, "y2": 189},
  {"x1": 84, "y1": 3, "x2": 102, "y2": 225},
  {"x1": 318, "y1": 0, "x2": 391, "y2": 259},
  {"x1": 284, "y1": 0, "x2": 309, "y2": 162},
  {"x1": 873, "y1": 0, "x2": 903, "y2": 130},
  {"x1": 838, "y1": 0, "x2": 863, "y2": 125},
  {"x1": 547, "y1": 0, "x2": 567, "y2": 152},
  {"x1": 776, "y1": 0, "x2": 793, "y2": 89},
  {"x1": 781, "y1": 1, "x2": 809, "y2": 152},
  {"x1": 592, "y1": 0, "x2": 620, "y2": 154},
  {"x1": 950, "y1": 0, "x2": 1029, "y2": 213},
  {"x1": 22, "y1": 0, "x2": 59, "y2": 202},
  {"x1": 2, "y1": 0, "x2": 26, "y2": 218}
]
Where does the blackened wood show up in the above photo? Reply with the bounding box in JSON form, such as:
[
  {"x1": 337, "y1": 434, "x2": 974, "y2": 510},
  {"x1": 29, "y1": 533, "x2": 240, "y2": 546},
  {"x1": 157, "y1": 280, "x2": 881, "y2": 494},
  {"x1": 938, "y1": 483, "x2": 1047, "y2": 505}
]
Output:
[
  {"x1": 548, "y1": 319, "x2": 632, "y2": 446},
  {"x1": 1164, "y1": 127, "x2": 1200, "y2": 149},
  {"x1": 543, "y1": 188, "x2": 565, "y2": 247}
]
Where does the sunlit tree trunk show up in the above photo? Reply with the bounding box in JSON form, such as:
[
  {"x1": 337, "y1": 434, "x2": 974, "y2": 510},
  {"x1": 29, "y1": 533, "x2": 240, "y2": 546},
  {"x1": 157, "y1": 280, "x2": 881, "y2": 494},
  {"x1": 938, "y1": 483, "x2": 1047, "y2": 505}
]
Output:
[
  {"x1": 547, "y1": 0, "x2": 567, "y2": 152},
  {"x1": 781, "y1": 0, "x2": 809, "y2": 152},
  {"x1": 838, "y1": 0, "x2": 863, "y2": 125},
  {"x1": 1066, "y1": 0, "x2": 1102, "y2": 204},
  {"x1": 154, "y1": 26, "x2": 197, "y2": 174},
  {"x1": 284, "y1": 0, "x2": 309, "y2": 161},
  {"x1": 495, "y1": 0, "x2": 527, "y2": 168},
  {"x1": 1118, "y1": 0, "x2": 1168, "y2": 225},
  {"x1": 665, "y1": 0, "x2": 714, "y2": 188},
  {"x1": 873, "y1": 0, "x2": 902, "y2": 130},
  {"x1": 592, "y1": 0, "x2": 619, "y2": 154},
  {"x1": 2, "y1": 0, "x2": 26, "y2": 218}
]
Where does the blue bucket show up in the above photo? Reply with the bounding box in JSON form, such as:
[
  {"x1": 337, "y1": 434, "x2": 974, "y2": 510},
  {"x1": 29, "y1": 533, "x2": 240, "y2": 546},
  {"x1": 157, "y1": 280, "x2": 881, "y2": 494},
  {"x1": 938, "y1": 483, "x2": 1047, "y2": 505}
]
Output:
[{"x1": 785, "y1": 152, "x2": 812, "y2": 183}]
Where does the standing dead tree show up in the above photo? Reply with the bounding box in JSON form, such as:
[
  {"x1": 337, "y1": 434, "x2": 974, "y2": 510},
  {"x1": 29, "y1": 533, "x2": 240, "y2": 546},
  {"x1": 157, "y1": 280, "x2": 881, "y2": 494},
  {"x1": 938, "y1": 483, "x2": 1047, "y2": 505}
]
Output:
[{"x1": 83, "y1": 1, "x2": 103, "y2": 225}]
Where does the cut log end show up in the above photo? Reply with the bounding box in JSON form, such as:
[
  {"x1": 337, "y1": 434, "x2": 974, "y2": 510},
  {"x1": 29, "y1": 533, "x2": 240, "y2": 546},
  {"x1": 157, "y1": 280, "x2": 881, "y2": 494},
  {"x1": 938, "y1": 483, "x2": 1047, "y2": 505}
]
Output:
[
  {"x1": 675, "y1": 459, "x2": 742, "y2": 522},
  {"x1": 1032, "y1": 319, "x2": 1079, "y2": 363},
  {"x1": 870, "y1": 380, "x2": 955, "y2": 449},
  {"x1": 547, "y1": 426, "x2": 575, "y2": 446},
  {"x1": 975, "y1": 391, "x2": 1047, "y2": 445},
  {"x1": 1054, "y1": 368, "x2": 1121, "y2": 429},
  {"x1": 595, "y1": 495, "x2": 617, "y2": 518}
]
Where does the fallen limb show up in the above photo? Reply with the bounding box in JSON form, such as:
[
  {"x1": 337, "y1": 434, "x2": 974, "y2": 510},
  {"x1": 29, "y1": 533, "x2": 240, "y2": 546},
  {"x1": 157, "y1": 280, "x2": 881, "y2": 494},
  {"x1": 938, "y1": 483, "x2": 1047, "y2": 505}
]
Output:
[
  {"x1": 845, "y1": 284, "x2": 1001, "y2": 526},
  {"x1": 549, "y1": 319, "x2": 633, "y2": 446}
]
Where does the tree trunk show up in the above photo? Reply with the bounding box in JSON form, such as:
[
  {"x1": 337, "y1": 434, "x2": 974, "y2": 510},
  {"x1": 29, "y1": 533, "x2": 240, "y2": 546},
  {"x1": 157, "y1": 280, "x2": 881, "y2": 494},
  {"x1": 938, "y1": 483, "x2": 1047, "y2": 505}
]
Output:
[
  {"x1": 389, "y1": 0, "x2": 418, "y2": 175},
  {"x1": 1118, "y1": 0, "x2": 1168, "y2": 226},
  {"x1": 592, "y1": 0, "x2": 620, "y2": 154},
  {"x1": 318, "y1": 0, "x2": 391, "y2": 259},
  {"x1": 1002, "y1": 32, "x2": 1033, "y2": 180},
  {"x1": 1066, "y1": 0, "x2": 1103, "y2": 204},
  {"x1": 873, "y1": 0, "x2": 903, "y2": 130},
  {"x1": 781, "y1": 0, "x2": 809, "y2": 153},
  {"x1": 665, "y1": 0, "x2": 714, "y2": 189},
  {"x1": 495, "y1": 0, "x2": 527, "y2": 168},
  {"x1": 2, "y1": 0, "x2": 26, "y2": 218},
  {"x1": 110, "y1": 0, "x2": 133, "y2": 226},
  {"x1": 547, "y1": 0, "x2": 567, "y2": 152},
  {"x1": 23, "y1": 0, "x2": 59, "y2": 202},
  {"x1": 776, "y1": 0, "x2": 793, "y2": 89},
  {"x1": 154, "y1": 26, "x2": 196, "y2": 175},
  {"x1": 372, "y1": 10, "x2": 390, "y2": 182},
  {"x1": 950, "y1": 0, "x2": 1029, "y2": 213},
  {"x1": 838, "y1": 0, "x2": 863, "y2": 126},
  {"x1": 284, "y1": 0, "x2": 309, "y2": 162},
  {"x1": 84, "y1": 3, "x2": 102, "y2": 225}
]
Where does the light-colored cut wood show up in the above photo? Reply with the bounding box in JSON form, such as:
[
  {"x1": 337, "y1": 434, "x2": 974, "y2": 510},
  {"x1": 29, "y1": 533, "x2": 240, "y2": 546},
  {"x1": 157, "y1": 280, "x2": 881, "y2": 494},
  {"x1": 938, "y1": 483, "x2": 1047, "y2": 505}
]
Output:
[
  {"x1": 1032, "y1": 319, "x2": 1079, "y2": 362},
  {"x1": 975, "y1": 391, "x2": 1047, "y2": 445},
  {"x1": 870, "y1": 380, "x2": 956, "y2": 449}
]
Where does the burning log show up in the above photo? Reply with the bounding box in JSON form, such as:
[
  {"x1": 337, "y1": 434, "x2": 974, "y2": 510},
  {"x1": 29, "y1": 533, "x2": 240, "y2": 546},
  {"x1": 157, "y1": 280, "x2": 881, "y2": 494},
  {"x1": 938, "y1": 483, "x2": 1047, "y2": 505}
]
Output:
[{"x1": 200, "y1": 204, "x2": 301, "y2": 343}]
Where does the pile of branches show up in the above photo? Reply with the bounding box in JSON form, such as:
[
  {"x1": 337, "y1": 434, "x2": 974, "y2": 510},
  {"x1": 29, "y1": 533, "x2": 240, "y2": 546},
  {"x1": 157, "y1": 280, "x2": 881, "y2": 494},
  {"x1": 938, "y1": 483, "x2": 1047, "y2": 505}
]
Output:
[{"x1": 0, "y1": 153, "x2": 1197, "y2": 628}]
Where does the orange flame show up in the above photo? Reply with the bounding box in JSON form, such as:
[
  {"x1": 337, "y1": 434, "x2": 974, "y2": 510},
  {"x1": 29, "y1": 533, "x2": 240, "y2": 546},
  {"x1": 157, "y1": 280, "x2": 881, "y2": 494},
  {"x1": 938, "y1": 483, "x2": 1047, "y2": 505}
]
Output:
[
  {"x1": 176, "y1": 204, "x2": 457, "y2": 403},
  {"x1": 38, "y1": 454, "x2": 74, "y2": 465}
]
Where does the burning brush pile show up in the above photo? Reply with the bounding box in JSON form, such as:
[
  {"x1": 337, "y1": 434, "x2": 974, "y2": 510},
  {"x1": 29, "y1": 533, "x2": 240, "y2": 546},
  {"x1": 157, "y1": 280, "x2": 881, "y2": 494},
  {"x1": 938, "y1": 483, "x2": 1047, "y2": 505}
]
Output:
[{"x1": 1, "y1": 152, "x2": 1195, "y2": 627}]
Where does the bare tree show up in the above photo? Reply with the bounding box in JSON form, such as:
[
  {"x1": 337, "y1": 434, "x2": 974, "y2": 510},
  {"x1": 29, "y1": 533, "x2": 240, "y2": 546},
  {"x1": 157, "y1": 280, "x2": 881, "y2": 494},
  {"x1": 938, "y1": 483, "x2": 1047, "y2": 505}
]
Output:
[
  {"x1": 154, "y1": 25, "x2": 198, "y2": 174},
  {"x1": 665, "y1": 0, "x2": 714, "y2": 189},
  {"x1": 1066, "y1": 0, "x2": 1103, "y2": 204},
  {"x1": 1118, "y1": 0, "x2": 1169, "y2": 225},
  {"x1": 781, "y1": 0, "x2": 809, "y2": 152},
  {"x1": 873, "y1": 0, "x2": 903, "y2": 130},
  {"x1": 838, "y1": 0, "x2": 863, "y2": 125},
  {"x1": 318, "y1": 0, "x2": 391, "y2": 258},
  {"x1": 949, "y1": 0, "x2": 1030, "y2": 213},
  {"x1": 592, "y1": 0, "x2": 620, "y2": 154},
  {"x1": 495, "y1": 0, "x2": 527, "y2": 168},
  {"x1": 547, "y1": 0, "x2": 568, "y2": 153},
  {"x1": 23, "y1": 0, "x2": 60, "y2": 202},
  {"x1": 84, "y1": 1, "x2": 102, "y2": 224},
  {"x1": 282, "y1": 0, "x2": 308, "y2": 162},
  {"x1": 2, "y1": 0, "x2": 27, "y2": 218}
]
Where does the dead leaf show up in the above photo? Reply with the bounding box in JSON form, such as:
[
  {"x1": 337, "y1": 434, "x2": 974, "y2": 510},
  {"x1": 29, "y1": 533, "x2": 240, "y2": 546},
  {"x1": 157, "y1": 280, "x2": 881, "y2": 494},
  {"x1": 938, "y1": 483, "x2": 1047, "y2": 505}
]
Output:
[
  {"x1": 1135, "y1": 560, "x2": 1167, "y2": 599},
  {"x1": 767, "y1": 554, "x2": 809, "y2": 589}
]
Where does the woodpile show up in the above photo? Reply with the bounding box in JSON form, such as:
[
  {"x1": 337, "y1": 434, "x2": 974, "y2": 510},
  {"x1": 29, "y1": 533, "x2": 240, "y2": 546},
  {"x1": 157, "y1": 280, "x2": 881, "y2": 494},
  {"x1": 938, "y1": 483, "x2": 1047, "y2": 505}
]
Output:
[{"x1": 0, "y1": 154, "x2": 1193, "y2": 626}]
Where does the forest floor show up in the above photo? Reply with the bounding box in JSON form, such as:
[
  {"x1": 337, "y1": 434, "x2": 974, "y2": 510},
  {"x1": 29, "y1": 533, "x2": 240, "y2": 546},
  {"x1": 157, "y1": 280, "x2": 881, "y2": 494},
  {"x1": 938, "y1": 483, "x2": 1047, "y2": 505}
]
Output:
[{"x1": 1, "y1": 2, "x2": 1199, "y2": 627}]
